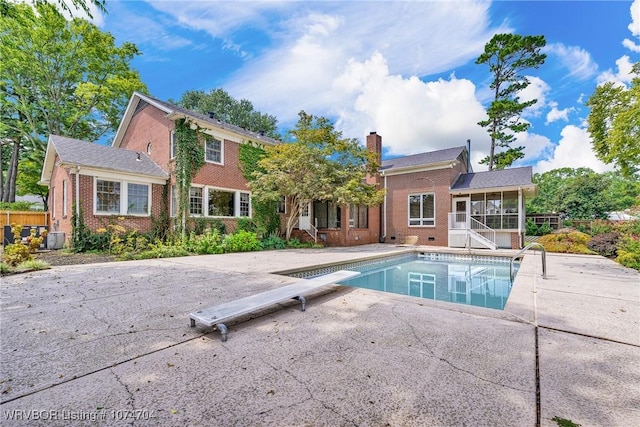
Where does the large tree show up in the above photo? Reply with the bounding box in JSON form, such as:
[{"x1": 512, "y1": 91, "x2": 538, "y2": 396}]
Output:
[
  {"x1": 0, "y1": 2, "x2": 146, "y2": 203},
  {"x1": 174, "y1": 88, "x2": 280, "y2": 139},
  {"x1": 249, "y1": 111, "x2": 384, "y2": 240},
  {"x1": 586, "y1": 63, "x2": 640, "y2": 178},
  {"x1": 476, "y1": 33, "x2": 546, "y2": 170}
]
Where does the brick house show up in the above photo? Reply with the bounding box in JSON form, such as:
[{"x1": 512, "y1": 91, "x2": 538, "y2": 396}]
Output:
[
  {"x1": 40, "y1": 92, "x2": 535, "y2": 250},
  {"x1": 40, "y1": 92, "x2": 279, "y2": 242}
]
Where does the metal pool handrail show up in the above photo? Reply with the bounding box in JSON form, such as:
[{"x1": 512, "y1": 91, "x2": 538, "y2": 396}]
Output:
[{"x1": 510, "y1": 242, "x2": 547, "y2": 282}]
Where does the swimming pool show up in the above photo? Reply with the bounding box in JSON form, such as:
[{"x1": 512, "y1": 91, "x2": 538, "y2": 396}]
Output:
[{"x1": 287, "y1": 252, "x2": 518, "y2": 310}]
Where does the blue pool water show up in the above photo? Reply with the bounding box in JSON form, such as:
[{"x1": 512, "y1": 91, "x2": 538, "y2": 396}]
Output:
[{"x1": 308, "y1": 253, "x2": 518, "y2": 310}]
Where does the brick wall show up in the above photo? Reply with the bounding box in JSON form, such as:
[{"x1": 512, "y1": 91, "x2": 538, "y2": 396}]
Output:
[{"x1": 383, "y1": 161, "x2": 466, "y2": 247}]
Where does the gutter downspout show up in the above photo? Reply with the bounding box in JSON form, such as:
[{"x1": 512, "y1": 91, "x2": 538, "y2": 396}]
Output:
[
  {"x1": 518, "y1": 186, "x2": 523, "y2": 249},
  {"x1": 383, "y1": 174, "x2": 387, "y2": 240},
  {"x1": 75, "y1": 166, "x2": 81, "y2": 240}
]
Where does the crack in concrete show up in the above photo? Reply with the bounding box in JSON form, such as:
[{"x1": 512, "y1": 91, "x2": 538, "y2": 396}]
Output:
[
  {"x1": 391, "y1": 305, "x2": 530, "y2": 393},
  {"x1": 110, "y1": 368, "x2": 136, "y2": 427}
]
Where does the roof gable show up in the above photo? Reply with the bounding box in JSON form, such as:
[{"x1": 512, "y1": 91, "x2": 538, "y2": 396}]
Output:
[
  {"x1": 381, "y1": 146, "x2": 466, "y2": 173},
  {"x1": 40, "y1": 135, "x2": 168, "y2": 185},
  {"x1": 112, "y1": 92, "x2": 280, "y2": 148}
]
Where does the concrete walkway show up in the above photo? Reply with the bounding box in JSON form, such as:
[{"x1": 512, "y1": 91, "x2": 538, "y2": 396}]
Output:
[{"x1": 1, "y1": 244, "x2": 638, "y2": 426}]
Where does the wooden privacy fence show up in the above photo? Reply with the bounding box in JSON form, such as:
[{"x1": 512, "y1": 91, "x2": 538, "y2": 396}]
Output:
[{"x1": 1, "y1": 211, "x2": 49, "y2": 244}]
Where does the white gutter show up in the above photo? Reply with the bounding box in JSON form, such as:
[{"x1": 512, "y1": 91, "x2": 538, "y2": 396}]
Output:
[{"x1": 75, "y1": 166, "x2": 81, "y2": 234}]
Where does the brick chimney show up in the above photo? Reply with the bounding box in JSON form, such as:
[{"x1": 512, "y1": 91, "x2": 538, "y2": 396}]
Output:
[{"x1": 366, "y1": 131, "x2": 382, "y2": 165}]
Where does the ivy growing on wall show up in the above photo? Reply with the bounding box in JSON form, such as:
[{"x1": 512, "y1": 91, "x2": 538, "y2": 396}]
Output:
[
  {"x1": 238, "y1": 143, "x2": 281, "y2": 237},
  {"x1": 173, "y1": 119, "x2": 204, "y2": 236}
]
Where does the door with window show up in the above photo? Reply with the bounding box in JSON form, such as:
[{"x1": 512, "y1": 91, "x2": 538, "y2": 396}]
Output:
[
  {"x1": 299, "y1": 202, "x2": 311, "y2": 230},
  {"x1": 452, "y1": 197, "x2": 470, "y2": 229}
]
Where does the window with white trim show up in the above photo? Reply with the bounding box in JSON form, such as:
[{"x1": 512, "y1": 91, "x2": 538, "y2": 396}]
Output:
[
  {"x1": 408, "y1": 193, "x2": 435, "y2": 226},
  {"x1": 62, "y1": 180, "x2": 68, "y2": 217},
  {"x1": 127, "y1": 183, "x2": 149, "y2": 214},
  {"x1": 190, "y1": 187, "x2": 203, "y2": 215},
  {"x1": 205, "y1": 137, "x2": 223, "y2": 164},
  {"x1": 170, "y1": 131, "x2": 176, "y2": 159},
  {"x1": 239, "y1": 192, "x2": 250, "y2": 217},
  {"x1": 96, "y1": 180, "x2": 121, "y2": 213},
  {"x1": 208, "y1": 188, "x2": 234, "y2": 216},
  {"x1": 170, "y1": 185, "x2": 177, "y2": 217},
  {"x1": 277, "y1": 196, "x2": 286, "y2": 214},
  {"x1": 95, "y1": 179, "x2": 151, "y2": 215}
]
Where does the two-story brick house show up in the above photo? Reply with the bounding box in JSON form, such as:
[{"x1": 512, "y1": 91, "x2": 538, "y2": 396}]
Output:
[
  {"x1": 40, "y1": 92, "x2": 279, "y2": 240},
  {"x1": 41, "y1": 92, "x2": 535, "y2": 250}
]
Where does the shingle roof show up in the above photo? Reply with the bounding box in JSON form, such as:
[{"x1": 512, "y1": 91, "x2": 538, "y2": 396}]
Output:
[
  {"x1": 381, "y1": 146, "x2": 465, "y2": 171},
  {"x1": 451, "y1": 166, "x2": 534, "y2": 190},
  {"x1": 138, "y1": 93, "x2": 280, "y2": 146},
  {"x1": 50, "y1": 135, "x2": 168, "y2": 179}
]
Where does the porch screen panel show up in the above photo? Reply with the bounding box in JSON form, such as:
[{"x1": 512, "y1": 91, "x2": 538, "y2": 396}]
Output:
[
  {"x1": 486, "y1": 192, "x2": 502, "y2": 228},
  {"x1": 96, "y1": 180, "x2": 120, "y2": 213},
  {"x1": 503, "y1": 191, "x2": 518, "y2": 228}
]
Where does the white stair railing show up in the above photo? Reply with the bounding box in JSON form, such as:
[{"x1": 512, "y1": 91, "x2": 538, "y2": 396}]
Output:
[{"x1": 470, "y1": 217, "x2": 496, "y2": 249}]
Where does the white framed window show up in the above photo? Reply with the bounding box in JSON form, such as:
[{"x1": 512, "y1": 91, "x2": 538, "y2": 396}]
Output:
[
  {"x1": 277, "y1": 196, "x2": 286, "y2": 214},
  {"x1": 408, "y1": 193, "x2": 435, "y2": 226},
  {"x1": 127, "y1": 183, "x2": 149, "y2": 214},
  {"x1": 205, "y1": 137, "x2": 223, "y2": 164},
  {"x1": 189, "y1": 187, "x2": 203, "y2": 215},
  {"x1": 170, "y1": 185, "x2": 177, "y2": 217},
  {"x1": 51, "y1": 186, "x2": 56, "y2": 219},
  {"x1": 94, "y1": 178, "x2": 151, "y2": 216},
  {"x1": 170, "y1": 131, "x2": 176, "y2": 159},
  {"x1": 96, "y1": 179, "x2": 121, "y2": 214},
  {"x1": 208, "y1": 188, "x2": 234, "y2": 216},
  {"x1": 62, "y1": 180, "x2": 68, "y2": 217},
  {"x1": 239, "y1": 192, "x2": 250, "y2": 217}
]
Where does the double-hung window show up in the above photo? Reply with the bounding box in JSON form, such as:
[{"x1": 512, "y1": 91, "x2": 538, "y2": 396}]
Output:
[
  {"x1": 349, "y1": 204, "x2": 368, "y2": 228},
  {"x1": 170, "y1": 131, "x2": 177, "y2": 159},
  {"x1": 96, "y1": 180, "x2": 121, "y2": 214},
  {"x1": 95, "y1": 179, "x2": 150, "y2": 215},
  {"x1": 408, "y1": 193, "x2": 435, "y2": 226},
  {"x1": 208, "y1": 189, "x2": 234, "y2": 216},
  {"x1": 205, "y1": 138, "x2": 223, "y2": 164},
  {"x1": 189, "y1": 187, "x2": 203, "y2": 215}
]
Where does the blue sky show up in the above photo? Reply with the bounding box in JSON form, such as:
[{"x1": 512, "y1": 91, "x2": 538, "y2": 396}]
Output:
[{"x1": 83, "y1": 0, "x2": 638, "y2": 173}]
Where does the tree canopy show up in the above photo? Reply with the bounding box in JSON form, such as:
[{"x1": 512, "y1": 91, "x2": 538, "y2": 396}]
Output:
[
  {"x1": 526, "y1": 167, "x2": 639, "y2": 220},
  {"x1": 174, "y1": 88, "x2": 280, "y2": 139},
  {"x1": 586, "y1": 63, "x2": 640, "y2": 178},
  {"x1": 0, "y1": 1, "x2": 146, "y2": 204},
  {"x1": 249, "y1": 111, "x2": 384, "y2": 240},
  {"x1": 476, "y1": 33, "x2": 546, "y2": 170}
]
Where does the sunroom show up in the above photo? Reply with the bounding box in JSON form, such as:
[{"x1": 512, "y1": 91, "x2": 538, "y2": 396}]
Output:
[{"x1": 448, "y1": 167, "x2": 537, "y2": 250}]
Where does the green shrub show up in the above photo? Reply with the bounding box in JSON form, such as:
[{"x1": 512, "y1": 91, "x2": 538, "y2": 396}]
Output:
[
  {"x1": 124, "y1": 240, "x2": 191, "y2": 260},
  {"x1": 237, "y1": 217, "x2": 258, "y2": 233},
  {"x1": 538, "y1": 230, "x2": 595, "y2": 254},
  {"x1": 260, "y1": 235, "x2": 287, "y2": 250},
  {"x1": 525, "y1": 219, "x2": 539, "y2": 236},
  {"x1": 589, "y1": 220, "x2": 612, "y2": 236},
  {"x1": 538, "y1": 222, "x2": 553, "y2": 236},
  {"x1": 186, "y1": 229, "x2": 224, "y2": 255},
  {"x1": 15, "y1": 259, "x2": 50, "y2": 271},
  {"x1": 616, "y1": 236, "x2": 640, "y2": 271},
  {"x1": 3, "y1": 243, "x2": 31, "y2": 266},
  {"x1": 0, "y1": 201, "x2": 36, "y2": 211},
  {"x1": 587, "y1": 232, "x2": 620, "y2": 257},
  {"x1": 223, "y1": 230, "x2": 260, "y2": 253}
]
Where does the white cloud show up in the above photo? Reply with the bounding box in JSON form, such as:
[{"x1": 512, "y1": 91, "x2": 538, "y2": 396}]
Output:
[
  {"x1": 520, "y1": 76, "x2": 550, "y2": 117},
  {"x1": 628, "y1": 0, "x2": 640, "y2": 36},
  {"x1": 331, "y1": 53, "x2": 488, "y2": 157},
  {"x1": 597, "y1": 55, "x2": 635, "y2": 86},
  {"x1": 545, "y1": 43, "x2": 598, "y2": 80},
  {"x1": 534, "y1": 125, "x2": 614, "y2": 174},
  {"x1": 545, "y1": 102, "x2": 572, "y2": 124}
]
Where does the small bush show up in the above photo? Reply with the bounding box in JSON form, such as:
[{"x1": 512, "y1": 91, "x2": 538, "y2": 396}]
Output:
[
  {"x1": 587, "y1": 232, "x2": 620, "y2": 257},
  {"x1": 124, "y1": 240, "x2": 191, "y2": 260},
  {"x1": 236, "y1": 217, "x2": 258, "y2": 233},
  {"x1": 538, "y1": 230, "x2": 595, "y2": 254},
  {"x1": 260, "y1": 235, "x2": 287, "y2": 250},
  {"x1": 525, "y1": 219, "x2": 539, "y2": 236},
  {"x1": 223, "y1": 230, "x2": 261, "y2": 253},
  {"x1": 589, "y1": 220, "x2": 612, "y2": 236},
  {"x1": 3, "y1": 243, "x2": 31, "y2": 266},
  {"x1": 15, "y1": 259, "x2": 50, "y2": 272},
  {"x1": 538, "y1": 222, "x2": 553, "y2": 236},
  {"x1": 186, "y1": 229, "x2": 224, "y2": 255},
  {"x1": 616, "y1": 235, "x2": 640, "y2": 271}
]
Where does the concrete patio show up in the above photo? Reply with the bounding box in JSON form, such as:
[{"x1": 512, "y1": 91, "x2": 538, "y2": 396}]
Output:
[{"x1": 1, "y1": 244, "x2": 638, "y2": 426}]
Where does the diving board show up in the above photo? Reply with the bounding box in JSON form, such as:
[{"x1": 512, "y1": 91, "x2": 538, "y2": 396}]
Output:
[{"x1": 189, "y1": 270, "x2": 360, "y2": 341}]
